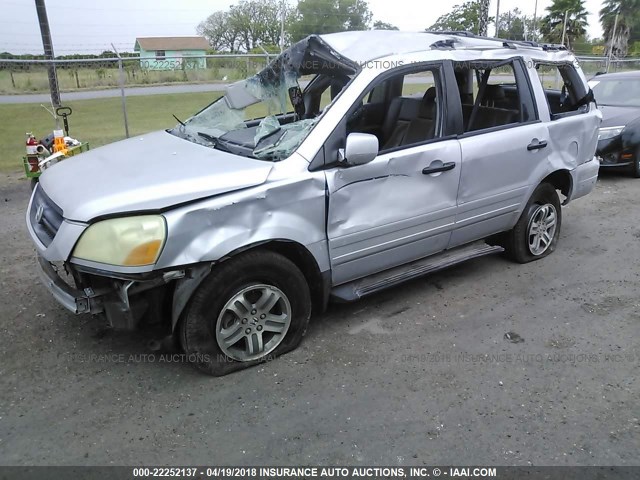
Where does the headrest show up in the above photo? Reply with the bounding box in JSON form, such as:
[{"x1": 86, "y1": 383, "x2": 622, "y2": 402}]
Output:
[
  {"x1": 423, "y1": 87, "x2": 437, "y2": 101},
  {"x1": 419, "y1": 87, "x2": 437, "y2": 117},
  {"x1": 485, "y1": 84, "x2": 505, "y2": 100}
]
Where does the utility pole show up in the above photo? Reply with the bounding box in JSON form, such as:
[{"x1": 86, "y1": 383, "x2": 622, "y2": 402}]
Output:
[
  {"x1": 111, "y1": 44, "x2": 130, "y2": 139},
  {"x1": 35, "y1": 0, "x2": 60, "y2": 107},
  {"x1": 560, "y1": 10, "x2": 569, "y2": 47},
  {"x1": 279, "y1": 0, "x2": 286, "y2": 53},
  {"x1": 606, "y1": 12, "x2": 619, "y2": 73},
  {"x1": 478, "y1": 0, "x2": 490, "y2": 36},
  {"x1": 495, "y1": 0, "x2": 501, "y2": 38},
  {"x1": 532, "y1": 0, "x2": 538, "y2": 41}
]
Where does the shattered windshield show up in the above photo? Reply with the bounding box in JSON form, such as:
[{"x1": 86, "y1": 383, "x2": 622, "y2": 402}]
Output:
[{"x1": 170, "y1": 35, "x2": 358, "y2": 161}]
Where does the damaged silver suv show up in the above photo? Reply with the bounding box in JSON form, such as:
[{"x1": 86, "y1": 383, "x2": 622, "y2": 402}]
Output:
[{"x1": 28, "y1": 31, "x2": 601, "y2": 375}]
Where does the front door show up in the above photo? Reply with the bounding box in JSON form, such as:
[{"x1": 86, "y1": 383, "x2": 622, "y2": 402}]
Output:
[{"x1": 326, "y1": 140, "x2": 462, "y2": 285}]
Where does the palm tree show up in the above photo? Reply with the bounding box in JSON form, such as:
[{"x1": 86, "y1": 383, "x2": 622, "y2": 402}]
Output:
[
  {"x1": 540, "y1": 0, "x2": 588, "y2": 50},
  {"x1": 479, "y1": 0, "x2": 490, "y2": 35},
  {"x1": 600, "y1": 0, "x2": 640, "y2": 57}
]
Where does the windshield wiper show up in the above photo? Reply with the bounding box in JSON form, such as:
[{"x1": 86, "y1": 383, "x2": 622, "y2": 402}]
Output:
[{"x1": 173, "y1": 114, "x2": 186, "y2": 126}]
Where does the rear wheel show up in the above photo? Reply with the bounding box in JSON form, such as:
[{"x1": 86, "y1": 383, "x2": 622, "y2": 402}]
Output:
[
  {"x1": 631, "y1": 151, "x2": 640, "y2": 178},
  {"x1": 504, "y1": 183, "x2": 561, "y2": 263},
  {"x1": 180, "y1": 250, "x2": 311, "y2": 376}
]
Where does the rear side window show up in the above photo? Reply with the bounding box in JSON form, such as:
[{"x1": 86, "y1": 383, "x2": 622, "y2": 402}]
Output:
[
  {"x1": 402, "y1": 71, "x2": 436, "y2": 97},
  {"x1": 453, "y1": 59, "x2": 536, "y2": 133},
  {"x1": 534, "y1": 63, "x2": 589, "y2": 119}
]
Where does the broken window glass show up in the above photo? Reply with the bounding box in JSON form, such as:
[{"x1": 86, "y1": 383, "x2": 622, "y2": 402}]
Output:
[{"x1": 171, "y1": 35, "x2": 359, "y2": 161}]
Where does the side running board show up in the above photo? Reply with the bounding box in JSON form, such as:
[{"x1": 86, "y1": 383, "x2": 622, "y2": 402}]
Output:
[{"x1": 330, "y1": 242, "x2": 504, "y2": 302}]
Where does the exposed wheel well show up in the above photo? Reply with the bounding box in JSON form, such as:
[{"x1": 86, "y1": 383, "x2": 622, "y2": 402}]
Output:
[
  {"x1": 542, "y1": 170, "x2": 572, "y2": 201},
  {"x1": 170, "y1": 240, "x2": 328, "y2": 334},
  {"x1": 257, "y1": 241, "x2": 329, "y2": 315}
]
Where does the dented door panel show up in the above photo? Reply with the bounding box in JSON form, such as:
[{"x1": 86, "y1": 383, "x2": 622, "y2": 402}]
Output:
[
  {"x1": 326, "y1": 140, "x2": 462, "y2": 285},
  {"x1": 545, "y1": 104, "x2": 601, "y2": 183}
]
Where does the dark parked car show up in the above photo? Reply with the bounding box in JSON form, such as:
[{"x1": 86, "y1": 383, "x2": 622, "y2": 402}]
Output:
[{"x1": 590, "y1": 71, "x2": 640, "y2": 176}]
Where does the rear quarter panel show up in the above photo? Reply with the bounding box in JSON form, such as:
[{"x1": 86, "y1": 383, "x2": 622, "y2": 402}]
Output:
[{"x1": 524, "y1": 55, "x2": 601, "y2": 201}]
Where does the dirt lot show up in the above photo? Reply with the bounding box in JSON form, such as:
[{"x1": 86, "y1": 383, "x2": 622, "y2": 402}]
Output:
[{"x1": 0, "y1": 171, "x2": 639, "y2": 467}]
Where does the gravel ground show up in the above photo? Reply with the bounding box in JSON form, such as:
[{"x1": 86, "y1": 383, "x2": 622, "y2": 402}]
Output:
[{"x1": 0, "y1": 171, "x2": 638, "y2": 467}]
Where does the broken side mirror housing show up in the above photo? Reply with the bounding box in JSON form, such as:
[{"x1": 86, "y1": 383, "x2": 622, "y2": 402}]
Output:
[{"x1": 339, "y1": 133, "x2": 379, "y2": 166}]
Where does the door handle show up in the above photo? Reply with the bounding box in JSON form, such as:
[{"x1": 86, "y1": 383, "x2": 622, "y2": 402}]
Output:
[
  {"x1": 422, "y1": 162, "x2": 456, "y2": 175},
  {"x1": 527, "y1": 139, "x2": 548, "y2": 151}
]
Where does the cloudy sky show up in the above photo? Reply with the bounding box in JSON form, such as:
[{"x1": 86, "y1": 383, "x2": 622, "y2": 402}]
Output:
[{"x1": 1, "y1": 0, "x2": 605, "y2": 55}]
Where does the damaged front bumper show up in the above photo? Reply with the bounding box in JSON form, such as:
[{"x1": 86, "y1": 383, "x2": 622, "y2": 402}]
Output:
[
  {"x1": 37, "y1": 254, "x2": 102, "y2": 315},
  {"x1": 36, "y1": 255, "x2": 183, "y2": 330},
  {"x1": 596, "y1": 137, "x2": 636, "y2": 168}
]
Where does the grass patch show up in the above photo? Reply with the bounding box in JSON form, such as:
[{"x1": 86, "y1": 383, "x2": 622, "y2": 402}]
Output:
[
  {"x1": 0, "y1": 82, "x2": 437, "y2": 174},
  {"x1": 0, "y1": 91, "x2": 224, "y2": 173}
]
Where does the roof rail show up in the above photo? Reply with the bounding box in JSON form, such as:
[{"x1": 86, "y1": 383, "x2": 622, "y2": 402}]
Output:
[
  {"x1": 427, "y1": 31, "x2": 569, "y2": 52},
  {"x1": 430, "y1": 39, "x2": 456, "y2": 50},
  {"x1": 425, "y1": 30, "x2": 475, "y2": 38},
  {"x1": 541, "y1": 44, "x2": 568, "y2": 51}
]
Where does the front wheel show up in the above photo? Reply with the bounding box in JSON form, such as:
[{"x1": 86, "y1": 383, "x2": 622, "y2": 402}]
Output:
[
  {"x1": 504, "y1": 183, "x2": 562, "y2": 263},
  {"x1": 180, "y1": 250, "x2": 311, "y2": 376}
]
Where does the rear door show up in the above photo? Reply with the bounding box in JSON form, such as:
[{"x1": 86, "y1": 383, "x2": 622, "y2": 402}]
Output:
[{"x1": 451, "y1": 58, "x2": 550, "y2": 247}]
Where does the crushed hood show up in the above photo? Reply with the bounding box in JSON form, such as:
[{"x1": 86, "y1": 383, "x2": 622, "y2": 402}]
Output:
[{"x1": 39, "y1": 130, "x2": 273, "y2": 222}]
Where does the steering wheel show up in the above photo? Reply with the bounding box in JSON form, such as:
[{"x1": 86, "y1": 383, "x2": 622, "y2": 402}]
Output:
[
  {"x1": 288, "y1": 86, "x2": 305, "y2": 120},
  {"x1": 347, "y1": 102, "x2": 366, "y2": 130}
]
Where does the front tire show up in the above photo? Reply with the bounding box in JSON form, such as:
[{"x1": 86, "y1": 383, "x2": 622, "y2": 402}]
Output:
[
  {"x1": 504, "y1": 183, "x2": 562, "y2": 263},
  {"x1": 180, "y1": 250, "x2": 311, "y2": 376}
]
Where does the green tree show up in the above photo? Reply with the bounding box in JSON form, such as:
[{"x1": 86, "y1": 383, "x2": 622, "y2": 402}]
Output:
[
  {"x1": 427, "y1": 1, "x2": 489, "y2": 34},
  {"x1": 539, "y1": 0, "x2": 588, "y2": 49},
  {"x1": 290, "y1": 0, "x2": 373, "y2": 41},
  {"x1": 600, "y1": 0, "x2": 640, "y2": 57},
  {"x1": 197, "y1": 11, "x2": 239, "y2": 52},
  {"x1": 197, "y1": 0, "x2": 293, "y2": 52},
  {"x1": 373, "y1": 20, "x2": 399, "y2": 30},
  {"x1": 496, "y1": 8, "x2": 538, "y2": 41}
]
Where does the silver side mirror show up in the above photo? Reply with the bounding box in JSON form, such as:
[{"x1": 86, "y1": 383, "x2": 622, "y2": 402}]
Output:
[{"x1": 338, "y1": 133, "x2": 379, "y2": 166}]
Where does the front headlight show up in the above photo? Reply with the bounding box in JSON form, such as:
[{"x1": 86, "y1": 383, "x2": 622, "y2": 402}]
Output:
[
  {"x1": 598, "y1": 126, "x2": 625, "y2": 141},
  {"x1": 73, "y1": 215, "x2": 167, "y2": 267}
]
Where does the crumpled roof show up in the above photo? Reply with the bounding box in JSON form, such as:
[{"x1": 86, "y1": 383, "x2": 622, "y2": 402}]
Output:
[{"x1": 318, "y1": 31, "x2": 446, "y2": 63}]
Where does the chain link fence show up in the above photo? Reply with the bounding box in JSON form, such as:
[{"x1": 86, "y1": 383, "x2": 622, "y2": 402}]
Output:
[
  {"x1": 3, "y1": 54, "x2": 639, "y2": 96},
  {"x1": 578, "y1": 57, "x2": 640, "y2": 76},
  {"x1": 0, "y1": 54, "x2": 275, "y2": 165},
  {"x1": 1, "y1": 53, "x2": 639, "y2": 171},
  {"x1": 0, "y1": 54, "x2": 273, "y2": 95}
]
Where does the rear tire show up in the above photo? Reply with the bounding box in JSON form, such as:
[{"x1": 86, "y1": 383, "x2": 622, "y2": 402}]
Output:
[
  {"x1": 631, "y1": 153, "x2": 640, "y2": 178},
  {"x1": 504, "y1": 183, "x2": 562, "y2": 264},
  {"x1": 180, "y1": 250, "x2": 311, "y2": 376}
]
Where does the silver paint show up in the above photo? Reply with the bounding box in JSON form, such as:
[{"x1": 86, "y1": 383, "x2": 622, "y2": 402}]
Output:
[{"x1": 26, "y1": 31, "x2": 601, "y2": 328}]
